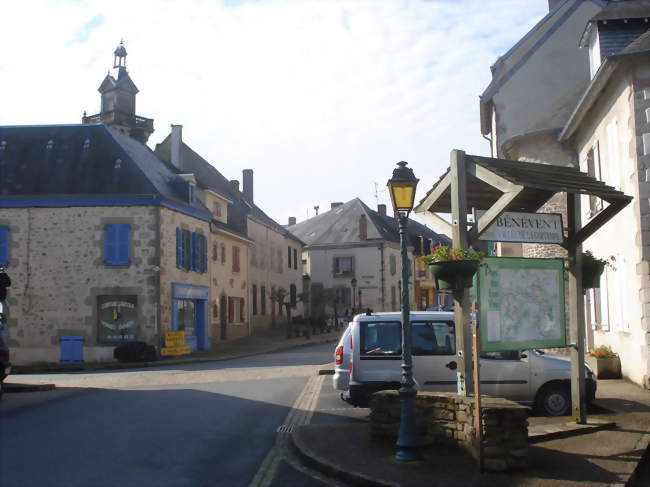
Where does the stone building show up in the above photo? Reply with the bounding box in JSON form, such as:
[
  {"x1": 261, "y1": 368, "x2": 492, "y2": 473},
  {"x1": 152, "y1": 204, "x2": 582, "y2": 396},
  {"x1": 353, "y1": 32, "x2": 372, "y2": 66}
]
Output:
[
  {"x1": 0, "y1": 42, "x2": 302, "y2": 365},
  {"x1": 287, "y1": 199, "x2": 449, "y2": 314},
  {"x1": 558, "y1": 1, "x2": 650, "y2": 387}
]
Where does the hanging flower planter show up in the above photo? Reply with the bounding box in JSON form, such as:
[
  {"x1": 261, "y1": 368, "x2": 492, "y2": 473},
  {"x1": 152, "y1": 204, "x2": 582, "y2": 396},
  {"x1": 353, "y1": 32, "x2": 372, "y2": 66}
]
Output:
[
  {"x1": 421, "y1": 245, "x2": 484, "y2": 292},
  {"x1": 581, "y1": 251, "x2": 611, "y2": 289},
  {"x1": 429, "y1": 259, "x2": 481, "y2": 290}
]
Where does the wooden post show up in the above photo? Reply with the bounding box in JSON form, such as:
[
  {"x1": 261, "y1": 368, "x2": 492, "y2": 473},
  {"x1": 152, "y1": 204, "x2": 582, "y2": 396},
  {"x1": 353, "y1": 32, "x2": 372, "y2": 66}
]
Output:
[
  {"x1": 450, "y1": 149, "x2": 472, "y2": 395},
  {"x1": 567, "y1": 192, "x2": 587, "y2": 424}
]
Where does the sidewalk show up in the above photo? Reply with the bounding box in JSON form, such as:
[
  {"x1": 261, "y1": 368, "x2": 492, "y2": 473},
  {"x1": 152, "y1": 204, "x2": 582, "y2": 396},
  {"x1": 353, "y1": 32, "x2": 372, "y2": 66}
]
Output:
[
  {"x1": 10, "y1": 327, "x2": 342, "y2": 375},
  {"x1": 292, "y1": 379, "x2": 650, "y2": 487}
]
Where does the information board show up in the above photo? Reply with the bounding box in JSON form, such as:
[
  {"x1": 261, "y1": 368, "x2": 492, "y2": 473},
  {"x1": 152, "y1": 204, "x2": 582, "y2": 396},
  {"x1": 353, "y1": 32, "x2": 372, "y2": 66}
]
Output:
[{"x1": 478, "y1": 257, "x2": 565, "y2": 352}]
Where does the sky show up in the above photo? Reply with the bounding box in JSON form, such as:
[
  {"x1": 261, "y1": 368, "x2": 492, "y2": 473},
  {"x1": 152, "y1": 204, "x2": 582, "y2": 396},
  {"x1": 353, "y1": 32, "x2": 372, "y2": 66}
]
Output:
[{"x1": 0, "y1": 0, "x2": 549, "y2": 227}]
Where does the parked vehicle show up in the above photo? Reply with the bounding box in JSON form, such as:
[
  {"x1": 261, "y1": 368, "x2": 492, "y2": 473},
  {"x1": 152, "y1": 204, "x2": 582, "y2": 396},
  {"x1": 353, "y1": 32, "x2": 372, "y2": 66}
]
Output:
[
  {"x1": 0, "y1": 333, "x2": 11, "y2": 400},
  {"x1": 333, "y1": 311, "x2": 596, "y2": 416}
]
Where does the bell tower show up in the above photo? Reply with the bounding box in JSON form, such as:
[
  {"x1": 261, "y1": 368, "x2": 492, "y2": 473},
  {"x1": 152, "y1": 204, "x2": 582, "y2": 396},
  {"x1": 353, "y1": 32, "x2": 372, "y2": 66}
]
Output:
[{"x1": 83, "y1": 41, "x2": 154, "y2": 144}]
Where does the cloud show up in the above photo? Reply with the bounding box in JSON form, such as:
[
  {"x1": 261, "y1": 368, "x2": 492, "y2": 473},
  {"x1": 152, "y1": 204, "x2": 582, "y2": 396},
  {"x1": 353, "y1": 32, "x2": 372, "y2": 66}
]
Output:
[{"x1": 0, "y1": 0, "x2": 548, "y2": 228}]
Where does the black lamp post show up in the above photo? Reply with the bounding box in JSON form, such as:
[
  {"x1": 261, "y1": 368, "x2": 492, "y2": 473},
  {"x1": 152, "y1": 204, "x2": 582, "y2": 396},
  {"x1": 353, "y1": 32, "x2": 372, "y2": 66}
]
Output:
[
  {"x1": 350, "y1": 277, "x2": 357, "y2": 313},
  {"x1": 387, "y1": 160, "x2": 420, "y2": 462}
]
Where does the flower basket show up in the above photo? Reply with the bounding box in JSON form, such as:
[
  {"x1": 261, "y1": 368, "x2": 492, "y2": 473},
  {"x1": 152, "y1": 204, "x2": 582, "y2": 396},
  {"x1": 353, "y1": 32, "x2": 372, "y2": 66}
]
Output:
[
  {"x1": 429, "y1": 260, "x2": 480, "y2": 291},
  {"x1": 582, "y1": 259, "x2": 605, "y2": 289}
]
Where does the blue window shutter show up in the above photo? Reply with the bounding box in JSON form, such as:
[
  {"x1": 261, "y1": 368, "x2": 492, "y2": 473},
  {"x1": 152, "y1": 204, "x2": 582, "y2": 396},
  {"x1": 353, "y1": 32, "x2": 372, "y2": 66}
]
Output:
[
  {"x1": 116, "y1": 224, "x2": 130, "y2": 265},
  {"x1": 0, "y1": 226, "x2": 9, "y2": 266},
  {"x1": 105, "y1": 225, "x2": 117, "y2": 265},
  {"x1": 202, "y1": 235, "x2": 208, "y2": 273},
  {"x1": 191, "y1": 232, "x2": 198, "y2": 271},
  {"x1": 176, "y1": 228, "x2": 182, "y2": 268}
]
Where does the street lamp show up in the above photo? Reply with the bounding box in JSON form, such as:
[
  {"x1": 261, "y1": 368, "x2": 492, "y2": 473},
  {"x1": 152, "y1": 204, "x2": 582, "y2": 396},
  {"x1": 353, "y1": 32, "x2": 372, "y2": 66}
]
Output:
[
  {"x1": 387, "y1": 160, "x2": 420, "y2": 462},
  {"x1": 350, "y1": 277, "x2": 357, "y2": 313}
]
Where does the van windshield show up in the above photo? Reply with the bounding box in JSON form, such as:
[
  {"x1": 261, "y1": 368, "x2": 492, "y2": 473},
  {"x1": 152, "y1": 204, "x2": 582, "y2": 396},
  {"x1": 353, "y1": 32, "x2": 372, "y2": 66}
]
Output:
[{"x1": 360, "y1": 320, "x2": 455, "y2": 357}]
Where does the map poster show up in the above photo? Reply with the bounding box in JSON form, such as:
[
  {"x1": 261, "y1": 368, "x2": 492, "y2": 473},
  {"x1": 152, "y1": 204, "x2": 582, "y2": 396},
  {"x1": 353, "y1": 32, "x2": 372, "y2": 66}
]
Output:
[{"x1": 478, "y1": 257, "x2": 566, "y2": 352}]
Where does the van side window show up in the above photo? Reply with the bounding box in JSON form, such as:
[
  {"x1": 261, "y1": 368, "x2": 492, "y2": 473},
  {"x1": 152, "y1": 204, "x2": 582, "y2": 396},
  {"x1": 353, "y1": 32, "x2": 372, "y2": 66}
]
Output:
[
  {"x1": 360, "y1": 322, "x2": 401, "y2": 356},
  {"x1": 412, "y1": 321, "x2": 455, "y2": 356}
]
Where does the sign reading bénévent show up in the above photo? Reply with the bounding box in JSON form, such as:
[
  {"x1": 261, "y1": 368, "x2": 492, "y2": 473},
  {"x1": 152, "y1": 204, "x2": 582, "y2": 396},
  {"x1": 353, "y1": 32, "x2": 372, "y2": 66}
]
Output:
[{"x1": 475, "y1": 211, "x2": 564, "y2": 244}]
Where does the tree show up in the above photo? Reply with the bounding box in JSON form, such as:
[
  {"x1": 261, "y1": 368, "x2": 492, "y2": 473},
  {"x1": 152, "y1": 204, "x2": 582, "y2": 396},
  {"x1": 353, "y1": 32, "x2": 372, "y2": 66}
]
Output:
[{"x1": 270, "y1": 287, "x2": 292, "y2": 336}]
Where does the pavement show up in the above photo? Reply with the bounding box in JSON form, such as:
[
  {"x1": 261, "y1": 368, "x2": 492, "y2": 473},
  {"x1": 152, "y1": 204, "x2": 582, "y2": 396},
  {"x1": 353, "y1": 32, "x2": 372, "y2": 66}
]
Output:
[{"x1": 5, "y1": 330, "x2": 650, "y2": 486}]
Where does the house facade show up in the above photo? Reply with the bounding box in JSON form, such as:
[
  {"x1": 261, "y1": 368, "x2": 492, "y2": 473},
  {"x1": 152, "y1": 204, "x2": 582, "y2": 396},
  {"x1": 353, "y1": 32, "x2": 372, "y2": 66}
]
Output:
[
  {"x1": 288, "y1": 199, "x2": 449, "y2": 314},
  {"x1": 558, "y1": 2, "x2": 650, "y2": 387}
]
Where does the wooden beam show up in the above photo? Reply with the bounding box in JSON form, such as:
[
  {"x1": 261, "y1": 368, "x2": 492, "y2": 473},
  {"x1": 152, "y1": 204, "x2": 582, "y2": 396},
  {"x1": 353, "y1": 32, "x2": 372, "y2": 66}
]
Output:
[
  {"x1": 568, "y1": 199, "x2": 631, "y2": 250},
  {"x1": 414, "y1": 171, "x2": 452, "y2": 214},
  {"x1": 468, "y1": 186, "x2": 525, "y2": 245},
  {"x1": 466, "y1": 160, "x2": 521, "y2": 193},
  {"x1": 413, "y1": 211, "x2": 453, "y2": 237}
]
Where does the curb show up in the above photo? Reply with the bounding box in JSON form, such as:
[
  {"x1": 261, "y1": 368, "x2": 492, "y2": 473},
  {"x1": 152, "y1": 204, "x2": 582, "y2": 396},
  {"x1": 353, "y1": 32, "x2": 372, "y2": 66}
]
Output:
[
  {"x1": 528, "y1": 420, "x2": 617, "y2": 444},
  {"x1": 3, "y1": 383, "x2": 57, "y2": 393},
  {"x1": 290, "y1": 426, "x2": 395, "y2": 487},
  {"x1": 11, "y1": 335, "x2": 339, "y2": 374}
]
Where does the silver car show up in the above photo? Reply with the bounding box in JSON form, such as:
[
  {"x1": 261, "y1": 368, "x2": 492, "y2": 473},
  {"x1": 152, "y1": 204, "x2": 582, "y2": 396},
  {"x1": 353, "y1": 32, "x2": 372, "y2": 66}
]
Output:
[{"x1": 333, "y1": 311, "x2": 596, "y2": 416}]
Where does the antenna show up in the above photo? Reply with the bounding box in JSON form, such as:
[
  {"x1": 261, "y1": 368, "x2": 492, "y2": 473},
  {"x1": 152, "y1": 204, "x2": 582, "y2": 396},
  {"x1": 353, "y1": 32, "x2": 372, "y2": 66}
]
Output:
[
  {"x1": 372, "y1": 181, "x2": 386, "y2": 206},
  {"x1": 314, "y1": 205, "x2": 319, "y2": 216}
]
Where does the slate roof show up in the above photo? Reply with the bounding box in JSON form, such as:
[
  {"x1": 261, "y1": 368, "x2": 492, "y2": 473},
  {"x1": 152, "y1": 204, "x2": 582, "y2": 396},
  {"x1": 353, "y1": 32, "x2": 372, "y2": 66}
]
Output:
[
  {"x1": 154, "y1": 133, "x2": 304, "y2": 245},
  {"x1": 287, "y1": 198, "x2": 449, "y2": 254},
  {"x1": 0, "y1": 124, "x2": 210, "y2": 220}
]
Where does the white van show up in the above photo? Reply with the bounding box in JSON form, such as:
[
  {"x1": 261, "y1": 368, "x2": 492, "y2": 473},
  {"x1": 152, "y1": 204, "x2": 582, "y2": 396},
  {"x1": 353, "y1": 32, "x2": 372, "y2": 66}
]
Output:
[{"x1": 333, "y1": 311, "x2": 596, "y2": 416}]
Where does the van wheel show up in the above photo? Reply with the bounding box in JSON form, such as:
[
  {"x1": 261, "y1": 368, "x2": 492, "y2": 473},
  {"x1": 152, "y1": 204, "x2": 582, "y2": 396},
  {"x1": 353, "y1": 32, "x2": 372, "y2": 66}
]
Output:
[{"x1": 536, "y1": 383, "x2": 570, "y2": 416}]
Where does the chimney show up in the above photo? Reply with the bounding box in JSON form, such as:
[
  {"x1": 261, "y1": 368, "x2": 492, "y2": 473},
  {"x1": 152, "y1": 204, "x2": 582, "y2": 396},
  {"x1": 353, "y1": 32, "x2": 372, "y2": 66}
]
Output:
[
  {"x1": 288, "y1": 217, "x2": 297, "y2": 226},
  {"x1": 548, "y1": 0, "x2": 562, "y2": 11},
  {"x1": 359, "y1": 214, "x2": 368, "y2": 241},
  {"x1": 230, "y1": 180, "x2": 240, "y2": 193},
  {"x1": 331, "y1": 202, "x2": 343, "y2": 210},
  {"x1": 378, "y1": 204, "x2": 387, "y2": 217},
  {"x1": 242, "y1": 169, "x2": 254, "y2": 202},
  {"x1": 171, "y1": 124, "x2": 183, "y2": 170}
]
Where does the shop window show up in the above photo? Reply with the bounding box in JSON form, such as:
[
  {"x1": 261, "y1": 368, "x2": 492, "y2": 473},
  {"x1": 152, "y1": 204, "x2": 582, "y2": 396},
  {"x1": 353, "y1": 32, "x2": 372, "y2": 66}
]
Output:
[
  {"x1": 177, "y1": 299, "x2": 196, "y2": 336},
  {"x1": 0, "y1": 226, "x2": 9, "y2": 266},
  {"x1": 104, "y1": 224, "x2": 130, "y2": 266}
]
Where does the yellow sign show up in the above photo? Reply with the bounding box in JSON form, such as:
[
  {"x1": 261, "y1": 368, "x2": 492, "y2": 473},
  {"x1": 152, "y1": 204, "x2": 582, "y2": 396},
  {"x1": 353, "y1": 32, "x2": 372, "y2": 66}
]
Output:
[
  {"x1": 160, "y1": 346, "x2": 192, "y2": 356},
  {"x1": 165, "y1": 331, "x2": 185, "y2": 347}
]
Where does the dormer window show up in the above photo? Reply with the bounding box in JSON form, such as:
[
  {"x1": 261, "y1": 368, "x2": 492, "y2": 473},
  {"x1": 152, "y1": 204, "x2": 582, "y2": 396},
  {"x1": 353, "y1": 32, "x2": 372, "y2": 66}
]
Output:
[
  {"x1": 588, "y1": 30, "x2": 601, "y2": 79},
  {"x1": 214, "y1": 201, "x2": 222, "y2": 217},
  {"x1": 188, "y1": 183, "x2": 195, "y2": 204}
]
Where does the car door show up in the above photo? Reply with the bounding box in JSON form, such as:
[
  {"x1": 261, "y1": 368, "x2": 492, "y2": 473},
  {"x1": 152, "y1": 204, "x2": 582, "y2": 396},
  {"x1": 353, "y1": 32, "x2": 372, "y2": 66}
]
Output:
[
  {"x1": 479, "y1": 350, "x2": 532, "y2": 402},
  {"x1": 412, "y1": 320, "x2": 457, "y2": 392}
]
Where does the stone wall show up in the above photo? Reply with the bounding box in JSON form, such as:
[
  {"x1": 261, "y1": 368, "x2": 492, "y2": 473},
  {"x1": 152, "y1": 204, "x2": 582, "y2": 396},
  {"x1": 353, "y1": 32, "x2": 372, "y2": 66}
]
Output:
[{"x1": 369, "y1": 390, "x2": 529, "y2": 472}]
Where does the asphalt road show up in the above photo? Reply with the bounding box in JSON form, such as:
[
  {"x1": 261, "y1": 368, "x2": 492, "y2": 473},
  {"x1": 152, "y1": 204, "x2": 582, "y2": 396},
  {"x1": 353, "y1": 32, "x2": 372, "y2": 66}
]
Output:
[{"x1": 0, "y1": 342, "x2": 362, "y2": 487}]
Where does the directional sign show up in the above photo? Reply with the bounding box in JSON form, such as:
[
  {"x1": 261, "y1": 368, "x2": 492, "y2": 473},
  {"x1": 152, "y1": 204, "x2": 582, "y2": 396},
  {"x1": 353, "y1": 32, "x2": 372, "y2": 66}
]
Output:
[
  {"x1": 475, "y1": 211, "x2": 564, "y2": 244},
  {"x1": 164, "y1": 331, "x2": 185, "y2": 347},
  {"x1": 160, "y1": 346, "x2": 192, "y2": 356}
]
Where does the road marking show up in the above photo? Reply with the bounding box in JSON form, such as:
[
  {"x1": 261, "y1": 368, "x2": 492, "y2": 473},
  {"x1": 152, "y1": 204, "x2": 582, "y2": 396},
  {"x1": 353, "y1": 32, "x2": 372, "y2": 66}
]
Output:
[{"x1": 248, "y1": 374, "x2": 325, "y2": 487}]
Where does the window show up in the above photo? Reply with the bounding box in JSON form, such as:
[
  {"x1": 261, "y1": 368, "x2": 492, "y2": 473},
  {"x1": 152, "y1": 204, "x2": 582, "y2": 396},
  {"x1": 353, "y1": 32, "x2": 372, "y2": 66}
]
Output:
[
  {"x1": 188, "y1": 183, "x2": 195, "y2": 204},
  {"x1": 183, "y1": 230, "x2": 191, "y2": 269},
  {"x1": 335, "y1": 287, "x2": 352, "y2": 306},
  {"x1": 214, "y1": 202, "x2": 222, "y2": 218},
  {"x1": 288, "y1": 246, "x2": 292, "y2": 269},
  {"x1": 290, "y1": 284, "x2": 297, "y2": 307},
  {"x1": 228, "y1": 297, "x2": 245, "y2": 323},
  {"x1": 607, "y1": 119, "x2": 621, "y2": 189},
  {"x1": 232, "y1": 246, "x2": 241, "y2": 272},
  {"x1": 360, "y1": 322, "x2": 401, "y2": 356},
  {"x1": 104, "y1": 224, "x2": 130, "y2": 266},
  {"x1": 221, "y1": 244, "x2": 226, "y2": 264},
  {"x1": 586, "y1": 143, "x2": 603, "y2": 215},
  {"x1": 588, "y1": 30, "x2": 601, "y2": 79},
  {"x1": 412, "y1": 321, "x2": 455, "y2": 356},
  {"x1": 261, "y1": 286, "x2": 266, "y2": 315},
  {"x1": 0, "y1": 226, "x2": 9, "y2": 266},
  {"x1": 213, "y1": 243, "x2": 218, "y2": 262},
  {"x1": 198, "y1": 234, "x2": 208, "y2": 273},
  {"x1": 333, "y1": 256, "x2": 354, "y2": 276},
  {"x1": 252, "y1": 285, "x2": 258, "y2": 315},
  {"x1": 175, "y1": 228, "x2": 206, "y2": 272},
  {"x1": 389, "y1": 255, "x2": 397, "y2": 275},
  {"x1": 293, "y1": 249, "x2": 298, "y2": 270}
]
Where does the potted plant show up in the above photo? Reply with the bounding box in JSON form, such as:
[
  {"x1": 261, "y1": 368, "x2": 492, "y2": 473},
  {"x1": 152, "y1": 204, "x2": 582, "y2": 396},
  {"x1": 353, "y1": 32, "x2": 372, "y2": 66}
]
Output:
[
  {"x1": 421, "y1": 245, "x2": 484, "y2": 291},
  {"x1": 582, "y1": 251, "x2": 612, "y2": 289},
  {"x1": 587, "y1": 345, "x2": 621, "y2": 379}
]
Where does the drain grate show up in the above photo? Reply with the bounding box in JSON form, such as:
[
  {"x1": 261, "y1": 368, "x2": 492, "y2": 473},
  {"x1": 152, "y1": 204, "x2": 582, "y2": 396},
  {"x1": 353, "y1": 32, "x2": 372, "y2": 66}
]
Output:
[{"x1": 276, "y1": 425, "x2": 294, "y2": 434}]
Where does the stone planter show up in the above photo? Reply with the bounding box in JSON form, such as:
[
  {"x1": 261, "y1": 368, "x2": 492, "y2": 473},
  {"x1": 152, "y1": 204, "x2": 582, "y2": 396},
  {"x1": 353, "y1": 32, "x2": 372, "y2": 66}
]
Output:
[
  {"x1": 587, "y1": 355, "x2": 621, "y2": 379},
  {"x1": 429, "y1": 260, "x2": 480, "y2": 291}
]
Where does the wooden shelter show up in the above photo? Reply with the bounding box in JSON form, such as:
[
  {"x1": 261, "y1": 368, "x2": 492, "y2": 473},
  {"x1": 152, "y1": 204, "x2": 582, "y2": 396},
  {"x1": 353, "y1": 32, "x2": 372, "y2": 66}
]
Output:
[{"x1": 414, "y1": 150, "x2": 632, "y2": 423}]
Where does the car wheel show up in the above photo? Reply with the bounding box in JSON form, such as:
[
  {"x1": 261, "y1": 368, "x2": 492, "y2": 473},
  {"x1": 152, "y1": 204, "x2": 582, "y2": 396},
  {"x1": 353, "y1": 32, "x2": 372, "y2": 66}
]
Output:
[{"x1": 537, "y1": 384, "x2": 571, "y2": 416}]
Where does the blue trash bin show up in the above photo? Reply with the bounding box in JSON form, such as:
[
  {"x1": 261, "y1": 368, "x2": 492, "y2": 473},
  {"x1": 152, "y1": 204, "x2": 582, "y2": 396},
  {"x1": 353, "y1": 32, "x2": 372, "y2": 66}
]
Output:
[{"x1": 60, "y1": 336, "x2": 84, "y2": 364}]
